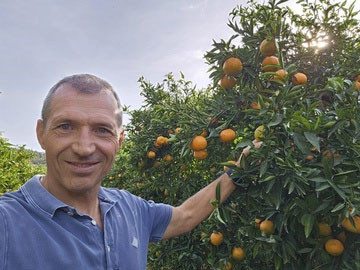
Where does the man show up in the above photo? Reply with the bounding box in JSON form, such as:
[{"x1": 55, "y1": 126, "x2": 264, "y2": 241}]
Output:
[{"x1": 0, "y1": 74, "x2": 260, "y2": 269}]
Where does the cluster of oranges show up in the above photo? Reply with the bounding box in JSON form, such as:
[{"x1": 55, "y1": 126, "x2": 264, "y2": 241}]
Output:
[
  {"x1": 219, "y1": 38, "x2": 308, "y2": 92},
  {"x1": 190, "y1": 131, "x2": 209, "y2": 160},
  {"x1": 209, "y1": 231, "x2": 245, "y2": 266},
  {"x1": 317, "y1": 215, "x2": 360, "y2": 257}
]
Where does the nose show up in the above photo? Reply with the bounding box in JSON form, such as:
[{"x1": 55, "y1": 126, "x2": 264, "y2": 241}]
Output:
[{"x1": 71, "y1": 128, "x2": 96, "y2": 157}]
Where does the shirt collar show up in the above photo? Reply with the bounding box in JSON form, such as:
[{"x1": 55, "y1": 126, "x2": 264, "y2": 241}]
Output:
[{"x1": 20, "y1": 175, "x2": 117, "y2": 217}]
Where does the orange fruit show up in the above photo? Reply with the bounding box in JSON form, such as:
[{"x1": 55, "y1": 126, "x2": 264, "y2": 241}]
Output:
[
  {"x1": 210, "y1": 167, "x2": 217, "y2": 173},
  {"x1": 147, "y1": 151, "x2": 156, "y2": 159},
  {"x1": 318, "y1": 223, "x2": 332, "y2": 236},
  {"x1": 138, "y1": 161, "x2": 144, "y2": 167},
  {"x1": 175, "y1": 127, "x2": 181, "y2": 134},
  {"x1": 272, "y1": 69, "x2": 288, "y2": 81},
  {"x1": 220, "y1": 75, "x2": 237, "y2": 89},
  {"x1": 250, "y1": 102, "x2": 261, "y2": 110},
  {"x1": 255, "y1": 218, "x2": 262, "y2": 228},
  {"x1": 165, "y1": 154, "x2": 173, "y2": 162},
  {"x1": 262, "y1": 56, "x2": 279, "y2": 72},
  {"x1": 193, "y1": 149, "x2": 208, "y2": 160},
  {"x1": 153, "y1": 161, "x2": 160, "y2": 168},
  {"x1": 306, "y1": 155, "x2": 314, "y2": 160},
  {"x1": 136, "y1": 182, "x2": 143, "y2": 188},
  {"x1": 337, "y1": 231, "x2": 346, "y2": 243},
  {"x1": 341, "y1": 216, "x2": 360, "y2": 233},
  {"x1": 223, "y1": 57, "x2": 243, "y2": 76},
  {"x1": 260, "y1": 38, "x2": 277, "y2": 56},
  {"x1": 156, "y1": 136, "x2": 168, "y2": 146},
  {"x1": 210, "y1": 232, "x2": 223, "y2": 246},
  {"x1": 354, "y1": 74, "x2": 360, "y2": 82},
  {"x1": 220, "y1": 129, "x2": 236, "y2": 143},
  {"x1": 324, "y1": 239, "x2": 344, "y2": 256},
  {"x1": 164, "y1": 189, "x2": 169, "y2": 196},
  {"x1": 190, "y1": 136, "x2": 207, "y2": 151},
  {"x1": 232, "y1": 247, "x2": 245, "y2": 260},
  {"x1": 180, "y1": 165, "x2": 186, "y2": 171},
  {"x1": 254, "y1": 125, "x2": 265, "y2": 141},
  {"x1": 292, "y1": 73, "x2": 307, "y2": 85},
  {"x1": 135, "y1": 125, "x2": 142, "y2": 131},
  {"x1": 355, "y1": 81, "x2": 360, "y2": 91},
  {"x1": 260, "y1": 220, "x2": 274, "y2": 235},
  {"x1": 323, "y1": 149, "x2": 334, "y2": 159},
  {"x1": 223, "y1": 160, "x2": 237, "y2": 171}
]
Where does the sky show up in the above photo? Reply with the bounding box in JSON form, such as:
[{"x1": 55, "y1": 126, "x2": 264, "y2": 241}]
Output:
[{"x1": 1, "y1": 0, "x2": 357, "y2": 152}]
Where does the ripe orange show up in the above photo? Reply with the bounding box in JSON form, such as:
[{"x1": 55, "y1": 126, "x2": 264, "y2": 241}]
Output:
[
  {"x1": 147, "y1": 151, "x2": 156, "y2": 159},
  {"x1": 164, "y1": 189, "x2": 169, "y2": 196},
  {"x1": 136, "y1": 182, "x2": 143, "y2": 188},
  {"x1": 272, "y1": 69, "x2": 288, "y2": 81},
  {"x1": 165, "y1": 154, "x2": 173, "y2": 162},
  {"x1": 135, "y1": 125, "x2": 142, "y2": 131},
  {"x1": 355, "y1": 74, "x2": 360, "y2": 82},
  {"x1": 355, "y1": 81, "x2": 360, "y2": 91},
  {"x1": 138, "y1": 161, "x2": 144, "y2": 167},
  {"x1": 153, "y1": 161, "x2": 160, "y2": 168},
  {"x1": 260, "y1": 220, "x2": 274, "y2": 235},
  {"x1": 175, "y1": 127, "x2": 181, "y2": 134},
  {"x1": 220, "y1": 75, "x2": 237, "y2": 89},
  {"x1": 154, "y1": 141, "x2": 161, "y2": 147},
  {"x1": 318, "y1": 223, "x2": 332, "y2": 236},
  {"x1": 220, "y1": 129, "x2": 236, "y2": 143},
  {"x1": 341, "y1": 216, "x2": 360, "y2": 233},
  {"x1": 262, "y1": 56, "x2": 279, "y2": 72},
  {"x1": 190, "y1": 136, "x2": 207, "y2": 151},
  {"x1": 254, "y1": 125, "x2": 265, "y2": 141},
  {"x1": 223, "y1": 57, "x2": 243, "y2": 76},
  {"x1": 323, "y1": 149, "x2": 334, "y2": 159},
  {"x1": 324, "y1": 239, "x2": 344, "y2": 256},
  {"x1": 250, "y1": 102, "x2": 261, "y2": 110},
  {"x1": 306, "y1": 155, "x2": 314, "y2": 160},
  {"x1": 180, "y1": 164, "x2": 186, "y2": 171},
  {"x1": 260, "y1": 38, "x2": 277, "y2": 56},
  {"x1": 156, "y1": 136, "x2": 168, "y2": 146},
  {"x1": 224, "y1": 160, "x2": 237, "y2": 171},
  {"x1": 193, "y1": 149, "x2": 208, "y2": 160},
  {"x1": 210, "y1": 232, "x2": 223, "y2": 246},
  {"x1": 232, "y1": 247, "x2": 245, "y2": 260},
  {"x1": 292, "y1": 73, "x2": 307, "y2": 85}
]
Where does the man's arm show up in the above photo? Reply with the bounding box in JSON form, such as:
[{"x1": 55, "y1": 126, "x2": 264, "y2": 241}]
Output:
[
  {"x1": 162, "y1": 140, "x2": 262, "y2": 239},
  {"x1": 162, "y1": 172, "x2": 235, "y2": 239}
]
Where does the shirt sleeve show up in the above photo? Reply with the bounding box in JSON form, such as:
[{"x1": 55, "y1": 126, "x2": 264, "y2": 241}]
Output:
[
  {"x1": 0, "y1": 207, "x2": 8, "y2": 270},
  {"x1": 144, "y1": 200, "x2": 172, "y2": 242}
]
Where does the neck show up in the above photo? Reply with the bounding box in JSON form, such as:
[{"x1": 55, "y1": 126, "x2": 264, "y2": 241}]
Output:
[{"x1": 40, "y1": 175, "x2": 100, "y2": 216}]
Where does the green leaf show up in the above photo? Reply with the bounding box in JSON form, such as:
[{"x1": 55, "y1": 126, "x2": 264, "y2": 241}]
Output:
[
  {"x1": 331, "y1": 203, "x2": 345, "y2": 212},
  {"x1": 268, "y1": 114, "x2": 284, "y2": 127},
  {"x1": 293, "y1": 133, "x2": 310, "y2": 154},
  {"x1": 301, "y1": 213, "x2": 315, "y2": 238},
  {"x1": 326, "y1": 179, "x2": 346, "y2": 201},
  {"x1": 304, "y1": 132, "x2": 320, "y2": 151},
  {"x1": 315, "y1": 183, "x2": 331, "y2": 192}
]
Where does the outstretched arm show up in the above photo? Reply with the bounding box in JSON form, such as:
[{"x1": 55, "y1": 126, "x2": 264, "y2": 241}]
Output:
[{"x1": 162, "y1": 140, "x2": 262, "y2": 239}]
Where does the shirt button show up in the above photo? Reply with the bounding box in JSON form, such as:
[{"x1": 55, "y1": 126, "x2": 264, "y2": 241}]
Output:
[
  {"x1": 107, "y1": 245, "x2": 111, "y2": 252},
  {"x1": 91, "y1": 220, "x2": 97, "y2": 226},
  {"x1": 67, "y1": 211, "x2": 74, "y2": 216}
]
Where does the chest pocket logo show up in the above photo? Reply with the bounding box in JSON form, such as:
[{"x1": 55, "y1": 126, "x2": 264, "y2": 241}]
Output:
[{"x1": 131, "y1": 237, "x2": 139, "y2": 248}]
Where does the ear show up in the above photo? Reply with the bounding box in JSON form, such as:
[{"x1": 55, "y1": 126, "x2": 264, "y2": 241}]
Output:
[
  {"x1": 36, "y1": 119, "x2": 46, "y2": 150},
  {"x1": 118, "y1": 129, "x2": 125, "y2": 148}
]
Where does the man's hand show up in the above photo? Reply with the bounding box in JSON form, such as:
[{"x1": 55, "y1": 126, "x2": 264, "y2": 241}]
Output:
[{"x1": 236, "y1": 139, "x2": 263, "y2": 166}]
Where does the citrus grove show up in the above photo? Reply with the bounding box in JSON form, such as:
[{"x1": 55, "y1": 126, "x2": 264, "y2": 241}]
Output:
[{"x1": 104, "y1": 0, "x2": 359, "y2": 269}]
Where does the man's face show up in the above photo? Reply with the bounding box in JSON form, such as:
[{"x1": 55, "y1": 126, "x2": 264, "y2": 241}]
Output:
[{"x1": 36, "y1": 84, "x2": 123, "y2": 195}]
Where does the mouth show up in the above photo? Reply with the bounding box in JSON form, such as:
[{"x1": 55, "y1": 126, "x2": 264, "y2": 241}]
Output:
[{"x1": 65, "y1": 161, "x2": 100, "y2": 174}]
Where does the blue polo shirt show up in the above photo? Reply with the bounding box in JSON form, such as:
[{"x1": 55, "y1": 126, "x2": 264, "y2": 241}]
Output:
[{"x1": 0, "y1": 175, "x2": 172, "y2": 270}]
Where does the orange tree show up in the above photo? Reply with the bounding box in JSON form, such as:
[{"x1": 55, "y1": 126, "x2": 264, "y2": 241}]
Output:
[{"x1": 103, "y1": 0, "x2": 360, "y2": 269}]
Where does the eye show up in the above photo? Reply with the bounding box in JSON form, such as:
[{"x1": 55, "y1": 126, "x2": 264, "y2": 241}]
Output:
[
  {"x1": 58, "y1": 123, "x2": 70, "y2": 130},
  {"x1": 98, "y1": 127, "x2": 111, "y2": 134}
]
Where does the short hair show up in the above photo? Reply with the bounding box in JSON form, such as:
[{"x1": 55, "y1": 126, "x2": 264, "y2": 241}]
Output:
[{"x1": 41, "y1": 74, "x2": 123, "y2": 129}]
